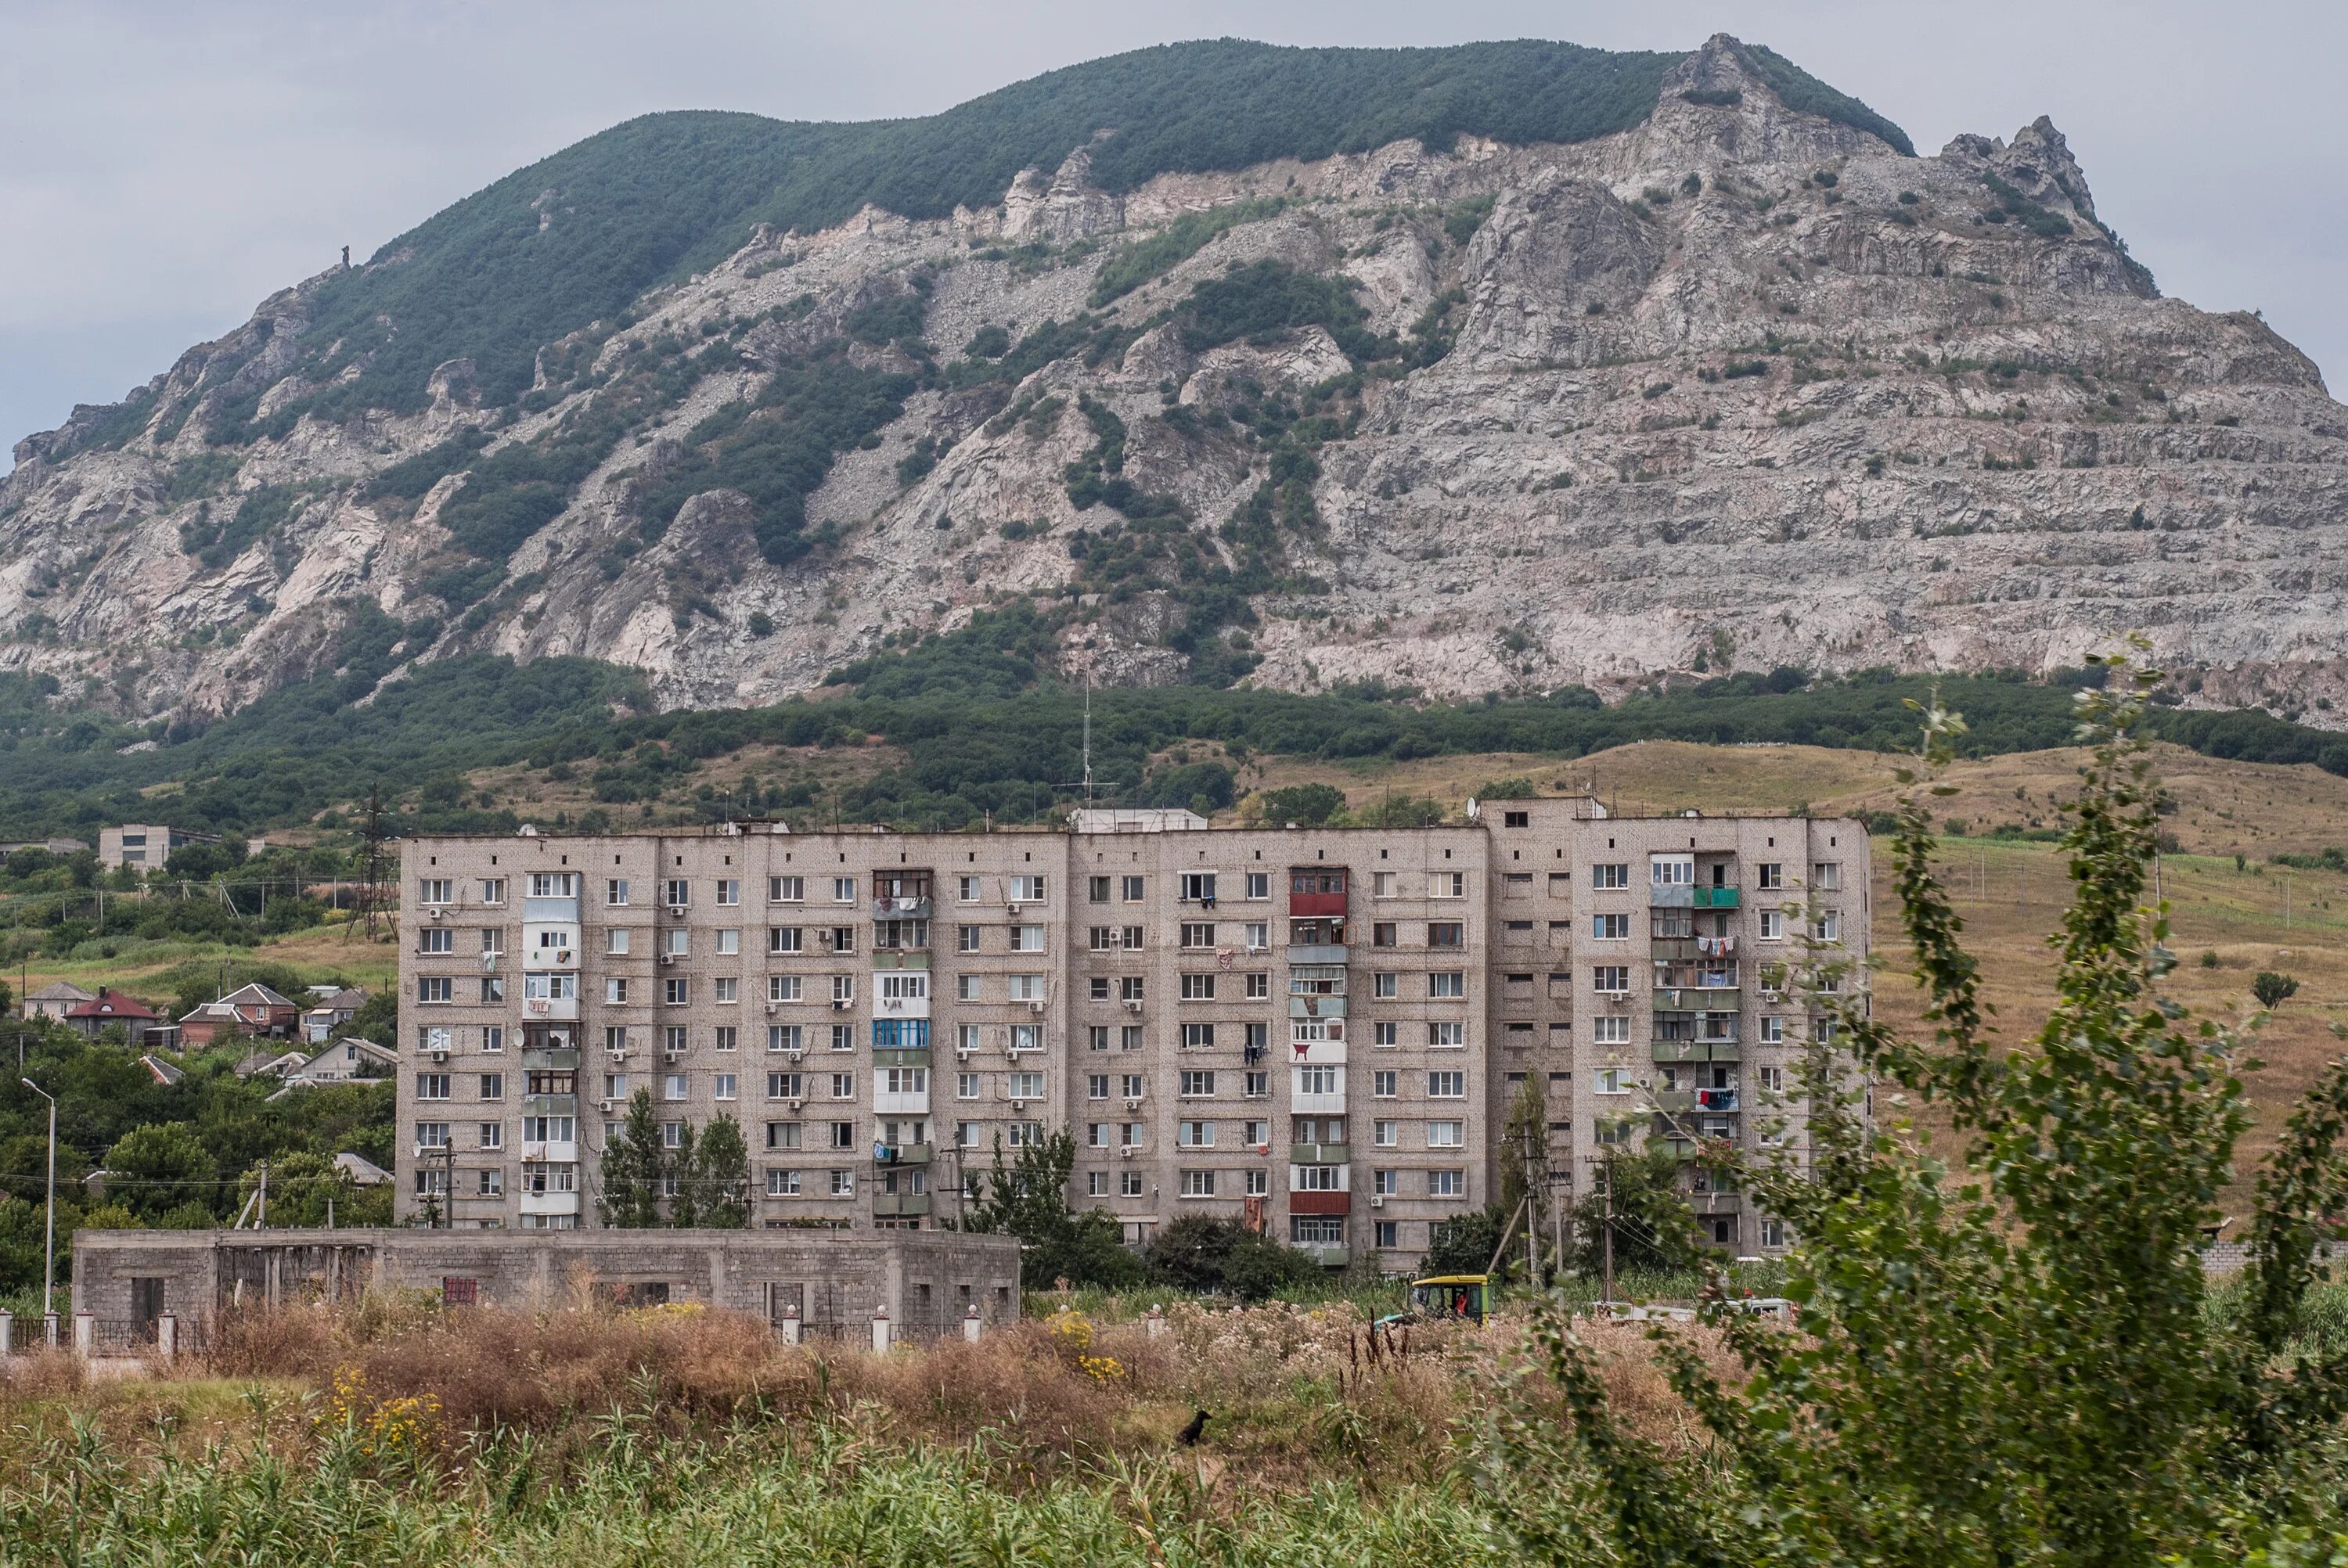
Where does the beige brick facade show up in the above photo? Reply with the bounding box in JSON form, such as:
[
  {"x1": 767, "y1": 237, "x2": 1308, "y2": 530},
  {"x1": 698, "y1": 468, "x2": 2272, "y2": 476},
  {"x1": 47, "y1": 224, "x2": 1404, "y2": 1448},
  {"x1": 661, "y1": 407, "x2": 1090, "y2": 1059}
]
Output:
[{"x1": 394, "y1": 801, "x2": 1868, "y2": 1269}]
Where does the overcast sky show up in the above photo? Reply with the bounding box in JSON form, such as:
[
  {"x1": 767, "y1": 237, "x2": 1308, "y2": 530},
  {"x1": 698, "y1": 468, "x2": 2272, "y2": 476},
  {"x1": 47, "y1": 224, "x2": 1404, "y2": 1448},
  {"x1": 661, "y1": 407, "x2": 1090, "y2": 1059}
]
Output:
[{"x1": 6, "y1": 0, "x2": 2343, "y2": 467}]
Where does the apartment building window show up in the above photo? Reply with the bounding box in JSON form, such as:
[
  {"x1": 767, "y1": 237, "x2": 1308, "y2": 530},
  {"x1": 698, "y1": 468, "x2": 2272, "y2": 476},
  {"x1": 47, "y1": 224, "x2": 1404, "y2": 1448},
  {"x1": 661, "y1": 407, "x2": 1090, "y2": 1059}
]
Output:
[
  {"x1": 1593, "y1": 1016, "x2": 1631, "y2": 1045},
  {"x1": 1429, "y1": 972, "x2": 1465, "y2": 998},
  {"x1": 1010, "y1": 925, "x2": 1046, "y2": 952},
  {"x1": 1428, "y1": 1071, "x2": 1466, "y2": 1099},
  {"x1": 958, "y1": 1073, "x2": 981, "y2": 1100},
  {"x1": 1427, "y1": 1121, "x2": 1464, "y2": 1148},
  {"x1": 1122, "y1": 876, "x2": 1146, "y2": 901},
  {"x1": 1244, "y1": 872, "x2": 1270, "y2": 899},
  {"x1": 1010, "y1": 876, "x2": 1046, "y2": 902},
  {"x1": 1182, "y1": 1023, "x2": 1215, "y2": 1050},
  {"x1": 1811, "y1": 861, "x2": 1841, "y2": 892},
  {"x1": 1371, "y1": 922, "x2": 1397, "y2": 948},
  {"x1": 1756, "y1": 863, "x2": 1784, "y2": 890},
  {"x1": 830, "y1": 975, "x2": 855, "y2": 1005},
  {"x1": 1179, "y1": 922, "x2": 1215, "y2": 949},
  {"x1": 1759, "y1": 1217, "x2": 1786, "y2": 1248},
  {"x1": 1593, "y1": 913, "x2": 1630, "y2": 940},
  {"x1": 1245, "y1": 1169, "x2": 1269, "y2": 1196},
  {"x1": 1121, "y1": 1171, "x2": 1145, "y2": 1197},
  {"x1": 1179, "y1": 873, "x2": 1216, "y2": 903},
  {"x1": 1244, "y1": 1070, "x2": 1269, "y2": 1097},
  {"x1": 1504, "y1": 872, "x2": 1533, "y2": 896},
  {"x1": 483, "y1": 1027, "x2": 504, "y2": 1053},
  {"x1": 1373, "y1": 972, "x2": 1398, "y2": 999},
  {"x1": 767, "y1": 1071, "x2": 805, "y2": 1101},
  {"x1": 1001, "y1": 973, "x2": 1040, "y2": 1002},
  {"x1": 829, "y1": 1170, "x2": 856, "y2": 1197},
  {"x1": 1088, "y1": 876, "x2": 1111, "y2": 903},
  {"x1": 956, "y1": 876, "x2": 981, "y2": 902},
  {"x1": 1244, "y1": 971, "x2": 1269, "y2": 1000},
  {"x1": 420, "y1": 927, "x2": 454, "y2": 955},
  {"x1": 418, "y1": 879, "x2": 452, "y2": 906},
  {"x1": 480, "y1": 976, "x2": 506, "y2": 1003},
  {"x1": 664, "y1": 929, "x2": 690, "y2": 959},
  {"x1": 1088, "y1": 1026, "x2": 1111, "y2": 1052},
  {"x1": 830, "y1": 1024, "x2": 854, "y2": 1052},
  {"x1": 660, "y1": 978, "x2": 685, "y2": 1006},
  {"x1": 1592, "y1": 863, "x2": 1630, "y2": 890},
  {"x1": 709, "y1": 879, "x2": 736, "y2": 907},
  {"x1": 1122, "y1": 1074, "x2": 1147, "y2": 1100},
  {"x1": 1758, "y1": 1066, "x2": 1786, "y2": 1095},
  {"x1": 1009, "y1": 1121, "x2": 1044, "y2": 1148},
  {"x1": 1373, "y1": 1022, "x2": 1398, "y2": 1048},
  {"x1": 827, "y1": 1121, "x2": 855, "y2": 1150},
  {"x1": 1087, "y1": 1171, "x2": 1110, "y2": 1196},
  {"x1": 477, "y1": 1073, "x2": 503, "y2": 1099},
  {"x1": 606, "y1": 879, "x2": 631, "y2": 906},
  {"x1": 769, "y1": 926, "x2": 804, "y2": 954},
  {"x1": 1179, "y1": 1070, "x2": 1215, "y2": 1097},
  {"x1": 1427, "y1": 921, "x2": 1465, "y2": 949},
  {"x1": 657, "y1": 879, "x2": 687, "y2": 909},
  {"x1": 710, "y1": 1074, "x2": 737, "y2": 1102},
  {"x1": 1594, "y1": 1067, "x2": 1630, "y2": 1095},
  {"x1": 1594, "y1": 966, "x2": 1630, "y2": 994},
  {"x1": 765, "y1": 974, "x2": 801, "y2": 1005},
  {"x1": 1428, "y1": 1023, "x2": 1466, "y2": 1049},
  {"x1": 1178, "y1": 1120, "x2": 1215, "y2": 1147},
  {"x1": 1240, "y1": 922, "x2": 1269, "y2": 953},
  {"x1": 1429, "y1": 1170, "x2": 1465, "y2": 1198},
  {"x1": 416, "y1": 1074, "x2": 450, "y2": 1101},
  {"x1": 714, "y1": 979, "x2": 739, "y2": 1006},
  {"x1": 1179, "y1": 973, "x2": 1215, "y2": 1001},
  {"x1": 1087, "y1": 1074, "x2": 1110, "y2": 1100},
  {"x1": 1373, "y1": 1070, "x2": 1398, "y2": 1098},
  {"x1": 1759, "y1": 910, "x2": 1784, "y2": 940},
  {"x1": 1372, "y1": 1119, "x2": 1398, "y2": 1148},
  {"x1": 957, "y1": 1024, "x2": 981, "y2": 1055},
  {"x1": 1009, "y1": 1024, "x2": 1043, "y2": 1053},
  {"x1": 1435, "y1": 872, "x2": 1466, "y2": 898},
  {"x1": 1296, "y1": 1165, "x2": 1340, "y2": 1191},
  {"x1": 419, "y1": 978, "x2": 452, "y2": 1003},
  {"x1": 1813, "y1": 912, "x2": 1842, "y2": 942},
  {"x1": 831, "y1": 878, "x2": 856, "y2": 904},
  {"x1": 1088, "y1": 926, "x2": 1118, "y2": 952},
  {"x1": 1373, "y1": 1168, "x2": 1401, "y2": 1196},
  {"x1": 762, "y1": 1168, "x2": 801, "y2": 1196},
  {"x1": 1123, "y1": 1026, "x2": 1145, "y2": 1052}
]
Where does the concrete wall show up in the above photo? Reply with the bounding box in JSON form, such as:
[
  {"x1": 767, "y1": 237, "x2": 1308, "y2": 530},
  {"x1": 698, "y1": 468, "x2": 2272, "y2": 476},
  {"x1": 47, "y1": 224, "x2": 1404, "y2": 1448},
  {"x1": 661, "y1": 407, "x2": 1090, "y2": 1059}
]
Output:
[{"x1": 71, "y1": 1228, "x2": 1020, "y2": 1336}]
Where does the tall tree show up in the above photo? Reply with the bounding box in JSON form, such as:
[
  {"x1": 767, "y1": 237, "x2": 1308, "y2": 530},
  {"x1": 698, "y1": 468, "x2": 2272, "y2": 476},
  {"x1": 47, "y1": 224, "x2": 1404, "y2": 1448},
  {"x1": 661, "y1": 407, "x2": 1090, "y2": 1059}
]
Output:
[
  {"x1": 596, "y1": 1088, "x2": 664, "y2": 1228},
  {"x1": 692, "y1": 1113, "x2": 751, "y2": 1228},
  {"x1": 960, "y1": 1130, "x2": 1143, "y2": 1288},
  {"x1": 666, "y1": 1119, "x2": 701, "y2": 1228}
]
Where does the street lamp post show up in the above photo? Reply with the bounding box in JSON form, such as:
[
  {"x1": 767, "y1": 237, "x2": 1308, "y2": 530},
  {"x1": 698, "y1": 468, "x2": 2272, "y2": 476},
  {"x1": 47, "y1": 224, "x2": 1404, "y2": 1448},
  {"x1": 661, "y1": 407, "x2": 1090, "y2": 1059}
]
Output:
[{"x1": 20, "y1": 1079, "x2": 55, "y2": 1319}]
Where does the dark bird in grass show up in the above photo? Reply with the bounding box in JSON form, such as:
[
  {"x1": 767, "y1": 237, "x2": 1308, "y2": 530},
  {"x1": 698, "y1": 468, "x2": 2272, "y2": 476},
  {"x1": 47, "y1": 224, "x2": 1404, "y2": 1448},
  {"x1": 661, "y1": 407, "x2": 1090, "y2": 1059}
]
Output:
[{"x1": 1177, "y1": 1408, "x2": 1210, "y2": 1447}]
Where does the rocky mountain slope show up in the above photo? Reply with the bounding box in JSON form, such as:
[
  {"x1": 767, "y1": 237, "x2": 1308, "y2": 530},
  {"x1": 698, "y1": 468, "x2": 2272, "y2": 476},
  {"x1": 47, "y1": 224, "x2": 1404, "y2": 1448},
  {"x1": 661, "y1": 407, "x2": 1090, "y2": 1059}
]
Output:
[{"x1": 5, "y1": 34, "x2": 2343, "y2": 726}]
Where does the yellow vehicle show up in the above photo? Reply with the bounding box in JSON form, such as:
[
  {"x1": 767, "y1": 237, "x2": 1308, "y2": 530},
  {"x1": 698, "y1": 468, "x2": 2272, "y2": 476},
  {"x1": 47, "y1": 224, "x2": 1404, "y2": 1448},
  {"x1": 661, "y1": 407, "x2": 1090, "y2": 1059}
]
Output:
[{"x1": 1394, "y1": 1274, "x2": 1488, "y2": 1326}]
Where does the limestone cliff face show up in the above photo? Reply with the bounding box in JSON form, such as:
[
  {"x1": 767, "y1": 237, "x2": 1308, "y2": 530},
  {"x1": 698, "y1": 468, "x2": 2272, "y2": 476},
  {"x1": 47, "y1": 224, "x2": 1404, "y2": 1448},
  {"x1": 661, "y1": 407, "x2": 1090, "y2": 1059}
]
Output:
[{"x1": 5, "y1": 34, "x2": 2343, "y2": 724}]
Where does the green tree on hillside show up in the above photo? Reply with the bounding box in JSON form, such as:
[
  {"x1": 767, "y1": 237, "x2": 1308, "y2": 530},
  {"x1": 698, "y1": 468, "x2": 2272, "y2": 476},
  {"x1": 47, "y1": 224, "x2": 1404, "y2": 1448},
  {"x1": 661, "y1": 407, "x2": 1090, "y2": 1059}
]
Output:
[{"x1": 103, "y1": 1124, "x2": 218, "y2": 1223}]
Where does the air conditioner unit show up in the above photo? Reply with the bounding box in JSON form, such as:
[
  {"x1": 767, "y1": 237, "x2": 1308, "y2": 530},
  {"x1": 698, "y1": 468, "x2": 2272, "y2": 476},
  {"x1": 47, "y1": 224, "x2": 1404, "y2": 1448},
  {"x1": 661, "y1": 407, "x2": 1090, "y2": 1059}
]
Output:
[
  {"x1": 787, "y1": 1099, "x2": 801, "y2": 1112},
  {"x1": 1119, "y1": 1145, "x2": 1136, "y2": 1160},
  {"x1": 955, "y1": 1047, "x2": 971, "y2": 1062},
  {"x1": 665, "y1": 903, "x2": 687, "y2": 915},
  {"x1": 599, "y1": 1098, "x2": 618, "y2": 1113},
  {"x1": 659, "y1": 954, "x2": 676, "y2": 966},
  {"x1": 1369, "y1": 1193, "x2": 1385, "y2": 1209},
  {"x1": 1027, "y1": 1000, "x2": 1046, "y2": 1016},
  {"x1": 607, "y1": 1045, "x2": 628, "y2": 1060},
  {"x1": 765, "y1": 1002, "x2": 779, "y2": 1016},
  {"x1": 1123, "y1": 1097, "x2": 1143, "y2": 1112},
  {"x1": 818, "y1": 931, "x2": 834, "y2": 946},
  {"x1": 430, "y1": 1047, "x2": 449, "y2": 1063},
  {"x1": 786, "y1": 1048, "x2": 803, "y2": 1063},
  {"x1": 1010, "y1": 1098, "x2": 1027, "y2": 1112},
  {"x1": 428, "y1": 908, "x2": 446, "y2": 921},
  {"x1": 1124, "y1": 999, "x2": 1143, "y2": 1014}
]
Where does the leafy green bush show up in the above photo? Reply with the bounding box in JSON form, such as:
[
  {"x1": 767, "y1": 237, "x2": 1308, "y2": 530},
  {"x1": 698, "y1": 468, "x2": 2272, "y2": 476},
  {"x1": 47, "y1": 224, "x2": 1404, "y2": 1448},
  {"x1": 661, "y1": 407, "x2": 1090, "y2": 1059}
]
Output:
[
  {"x1": 1089, "y1": 199, "x2": 1284, "y2": 304},
  {"x1": 1257, "y1": 782, "x2": 1347, "y2": 825},
  {"x1": 1493, "y1": 658, "x2": 2348, "y2": 1563},
  {"x1": 1145, "y1": 1214, "x2": 1320, "y2": 1301}
]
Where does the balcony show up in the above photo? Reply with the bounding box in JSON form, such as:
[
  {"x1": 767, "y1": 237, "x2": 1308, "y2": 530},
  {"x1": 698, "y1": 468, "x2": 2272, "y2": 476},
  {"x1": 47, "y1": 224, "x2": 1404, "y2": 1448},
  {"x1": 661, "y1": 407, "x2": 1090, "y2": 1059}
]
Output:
[
  {"x1": 520, "y1": 1139, "x2": 579, "y2": 1163},
  {"x1": 873, "y1": 896, "x2": 932, "y2": 919},
  {"x1": 1653, "y1": 987, "x2": 1741, "y2": 1011},
  {"x1": 873, "y1": 1192, "x2": 931, "y2": 1219},
  {"x1": 1288, "y1": 944, "x2": 1349, "y2": 965},
  {"x1": 1296, "y1": 1243, "x2": 1349, "y2": 1268},
  {"x1": 517, "y1": 1190, "x2": 581, "y2": 1217},
  {"x1": 1289, "y1": 890, "x2": 1349, "y2": 918},
  {"x1": 523, "y1": 1093, "x2": 579, "y2": 1117},
  {"x1": 871, "y1": 1046, "x2": 931, "y2": 1070},
  {"x1": 1694, "y1": 886, "x2": 1740, "y2": 909},
  {"x1": 1649, "y1": 884, "x2": 1694, "y2": 909},
  {"x1": 873, "y1": 1142, "x2": 934, "y2": 1167},
  {"x1": 521, "y1": 996, "x2": 579, "y2": 1023},
  {"x1": 521, "y1": 1048, "x2": 580, "y2": 1072},
  {"x1": 871, "y1": 951, "x2": 931, "y2": 971},
  {"x1": 523, "y1": 896, "x2": 581, "y2": 923},
  {"x1": 1696, "y1": 1088, "x2": 1740, "y2": 1113},
  {"x1": 1651, "y1": 1039, "x2": 1741, "y2": 1064},
  {"x1": 1290, "y1": 1142, "x2": 1349, "y2": 1164},
  {"x1": 1290, "y1": 1190, "x2": 1351, "y2": 1215}
]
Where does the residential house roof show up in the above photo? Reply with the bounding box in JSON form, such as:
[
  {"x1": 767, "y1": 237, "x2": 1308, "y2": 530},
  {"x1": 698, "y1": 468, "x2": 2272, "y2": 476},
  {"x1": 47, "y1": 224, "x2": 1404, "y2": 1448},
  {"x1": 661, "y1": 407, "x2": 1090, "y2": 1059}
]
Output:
[
  {"x1": 232, "y1": 1048, "x2": 311, "y2": 1080},
  {"x1": 27, "y1": 981, "x2": 95, "y2": 1005},
  {"x1": 137, "y1": 1054, "x2": 184, "y2": 1086},
  {"x1": 335, "y1": 1153, "x2": 392, "y2": 1186},
  {"x1": 63, "y1": 989, "x2": 160, "y2": 1023},
  {"x1": 218, "y1": 982, "x2": 297, "y2": 1009}
]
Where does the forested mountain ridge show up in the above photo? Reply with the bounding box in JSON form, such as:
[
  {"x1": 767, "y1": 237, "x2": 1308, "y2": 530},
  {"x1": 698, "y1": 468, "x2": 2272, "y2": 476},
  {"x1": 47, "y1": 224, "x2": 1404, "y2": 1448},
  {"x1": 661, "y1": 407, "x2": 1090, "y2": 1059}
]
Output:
[{"x1": 5, "y1": 32, "x2": 2342, "y2": 733}]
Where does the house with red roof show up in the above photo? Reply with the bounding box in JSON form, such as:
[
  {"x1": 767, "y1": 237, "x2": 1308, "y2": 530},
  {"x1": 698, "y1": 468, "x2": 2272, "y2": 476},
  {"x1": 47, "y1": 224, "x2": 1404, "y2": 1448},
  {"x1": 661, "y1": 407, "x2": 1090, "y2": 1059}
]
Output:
[{"x1": 62, "y1": 988, "x2": 164, "y2": 1045}]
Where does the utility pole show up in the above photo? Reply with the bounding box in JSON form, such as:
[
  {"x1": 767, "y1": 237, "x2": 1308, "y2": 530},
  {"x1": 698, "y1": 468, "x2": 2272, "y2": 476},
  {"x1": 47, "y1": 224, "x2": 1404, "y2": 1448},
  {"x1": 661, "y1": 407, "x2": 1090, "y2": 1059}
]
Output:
[
  {"x1": 257, "y1": 1160, "x2": 268, "y2": 1228},
  {"x1": 21, "y1": 1079, "x2": 54, "y2": 1319},
  {"x1": 2286, "y1": 872, "x2": 2294, "y2": 930}
]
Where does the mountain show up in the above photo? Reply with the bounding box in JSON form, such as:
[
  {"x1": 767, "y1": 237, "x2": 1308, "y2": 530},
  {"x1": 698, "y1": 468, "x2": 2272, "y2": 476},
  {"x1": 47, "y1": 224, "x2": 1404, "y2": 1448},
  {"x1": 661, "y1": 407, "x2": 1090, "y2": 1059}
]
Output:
[{"x1": 4, "y1": 33, "x2": 2340, "y2": 732}]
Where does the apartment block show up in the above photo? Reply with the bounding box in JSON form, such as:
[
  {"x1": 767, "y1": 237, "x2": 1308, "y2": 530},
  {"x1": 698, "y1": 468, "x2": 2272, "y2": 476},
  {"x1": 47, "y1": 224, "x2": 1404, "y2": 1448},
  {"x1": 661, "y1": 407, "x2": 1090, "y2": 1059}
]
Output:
[{"x1": 393, "y1": 800, "x2": 1868, "y2": 1268}]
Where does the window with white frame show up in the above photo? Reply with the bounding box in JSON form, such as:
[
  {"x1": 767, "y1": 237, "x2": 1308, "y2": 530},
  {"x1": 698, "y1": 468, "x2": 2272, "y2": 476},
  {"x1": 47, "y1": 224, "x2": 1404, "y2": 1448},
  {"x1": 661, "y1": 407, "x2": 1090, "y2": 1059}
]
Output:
[
  {"x1": 1429, "y1": 972, "x2": 1465, "y2": 998},
  {"x1": 1759, "y1": 909, "x2": 1784, "y2": 940},
  {"x1": 1373, "y1": 1070, "x2": 1397, "y2": 1097},
  {"x1": 1428, "y1": 1022, "x2": 1466, "y2": 1049},
  {"x1": 1593, "y1": 1016, "x2": 1630, "y2": 1045},
  {"x1": 1594, "y1": 1066, "x2": 1630, "y2": 1095},
  {"x1": 1426, "y1": 1120, "x2": 1464, "y2": 1148},
  {"x1": 1429, "y1": 1169, "x2": 1464, "y2": 1198}
]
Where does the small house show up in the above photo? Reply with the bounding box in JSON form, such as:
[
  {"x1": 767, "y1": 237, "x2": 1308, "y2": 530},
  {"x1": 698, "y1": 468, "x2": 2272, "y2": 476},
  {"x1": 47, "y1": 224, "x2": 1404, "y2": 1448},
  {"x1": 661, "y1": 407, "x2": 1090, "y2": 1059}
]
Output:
[
  {"x1": 61, "y1": 988, "x2": 164, "y2": 1044},
  {"x1": 23, "y1": 981, "x2": 95, "y2": 1022},
  {"x1": 301, "y1": 987, "x2": 369, "y2": 1043},
  {"x1": 178, "y1": 982, "x2": 301, "y2": 1045}
]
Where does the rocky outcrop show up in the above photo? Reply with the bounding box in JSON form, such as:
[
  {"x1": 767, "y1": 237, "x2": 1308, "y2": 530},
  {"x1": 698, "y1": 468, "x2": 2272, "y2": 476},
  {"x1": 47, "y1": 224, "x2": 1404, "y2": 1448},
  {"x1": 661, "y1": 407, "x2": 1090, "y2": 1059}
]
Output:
[{"x1": 5, "y1": 33, "x2": 2346, "y2": 726}]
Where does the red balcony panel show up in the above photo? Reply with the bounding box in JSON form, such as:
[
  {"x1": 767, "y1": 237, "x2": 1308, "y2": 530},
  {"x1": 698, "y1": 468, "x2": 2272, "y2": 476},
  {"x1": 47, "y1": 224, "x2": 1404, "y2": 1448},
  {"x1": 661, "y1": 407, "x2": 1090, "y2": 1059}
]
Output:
[
  {"x1": 1288, "y1": 891, "x2": 1349, "y2": 917},
  {"x1": 1290, "y1": 1190, "x2": 1352, "y2": 1216}
]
